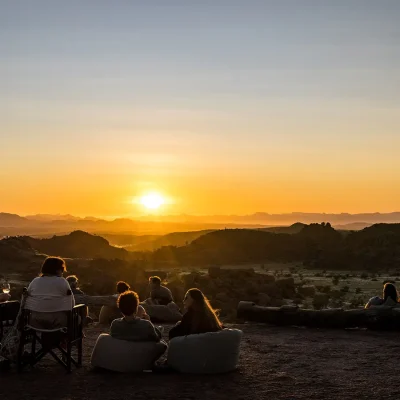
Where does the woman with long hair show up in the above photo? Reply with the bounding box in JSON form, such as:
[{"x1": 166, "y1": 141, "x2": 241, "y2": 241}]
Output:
[
  {"x1": 169, "y1": 288, "x2": 223, "y2": 340},
  {"x1": 365, "y1": 282, "x2": 399, "y2": 308}
]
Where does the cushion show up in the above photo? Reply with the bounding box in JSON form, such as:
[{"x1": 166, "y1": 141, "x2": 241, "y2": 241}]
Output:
[
  {"x1": 90, "y1": 334, "x2": 167, "y2": 372},
  {"x1": 141, "y1": 302, "x2": 182, "y2": 323},
  {"x1": 167, "y1": 328, "x2": 243, "y2": 374},
  {"x1": 98, "y1": 306, "x2": 121, "y2": 325}
]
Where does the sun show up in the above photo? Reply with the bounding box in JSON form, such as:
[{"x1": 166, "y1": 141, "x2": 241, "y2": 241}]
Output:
[{"x1": 140, "y1": 192, "x2": 165, "y2": 210}]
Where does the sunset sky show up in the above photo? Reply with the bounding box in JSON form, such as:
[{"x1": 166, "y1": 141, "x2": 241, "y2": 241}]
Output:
[{"x1": 1, "y1": 1, "x2": 400, "y2": 217}]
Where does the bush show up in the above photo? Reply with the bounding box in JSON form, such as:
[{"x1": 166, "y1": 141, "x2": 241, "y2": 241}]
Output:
[
  {"x1": 312, "y1": 293, "x2": 330, "y2": 310},
  {"x1": 355, "y1": 287, "x2": 361, "y2": 294},
  {"x1": 341, "y1": 286, "x2": 350, "y2": 293},
  {"x1": 349, "y1": 296, "x2": 365, "y2": 308},
  {"x1": 332, "y1": 276, "x2": 340, "y2": 285}
]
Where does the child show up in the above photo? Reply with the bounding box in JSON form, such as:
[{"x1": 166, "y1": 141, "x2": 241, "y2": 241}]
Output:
[{"x1": 110, "y1": 291, "x2": 162, "y2": 342}]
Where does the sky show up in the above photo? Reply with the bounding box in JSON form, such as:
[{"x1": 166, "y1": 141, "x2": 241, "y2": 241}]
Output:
[{"x1": 1, "y1": 0, "x2": 400, "y2": 217}]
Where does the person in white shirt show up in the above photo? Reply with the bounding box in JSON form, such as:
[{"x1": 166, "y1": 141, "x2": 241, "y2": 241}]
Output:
[{"x1": 25, "y1": 257, "x2": 75, "y2": 330}]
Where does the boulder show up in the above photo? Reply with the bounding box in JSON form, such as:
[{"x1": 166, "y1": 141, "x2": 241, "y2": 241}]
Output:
[
  {"x1": 258, "y1": 293, "x2": 271, "y2": 306},
  {"x1": 276, "y1": 277, "x2": 295, "y2": 288},
  {"x1": 298, "y1": 285, "x2": 316, "y2": 297}
]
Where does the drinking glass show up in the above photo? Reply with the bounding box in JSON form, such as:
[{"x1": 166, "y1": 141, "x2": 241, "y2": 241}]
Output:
[{"x1": 2, "y1": 283, "x2": 10, "y2": 295}]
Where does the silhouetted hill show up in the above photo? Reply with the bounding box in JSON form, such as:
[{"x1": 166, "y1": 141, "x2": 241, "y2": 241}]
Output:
[
  {"x1": 260, "y1": 223, "x2": 307, "y2": 234},
  {"x1": 22, "y1": 231, "x2": 131, "y2": 260},
  {"x1": 2, "y1": 212, "x2": 400, "y2": 236},
  {"x1": 103, "y1": 230, "x2": 215, "y2": 251}
]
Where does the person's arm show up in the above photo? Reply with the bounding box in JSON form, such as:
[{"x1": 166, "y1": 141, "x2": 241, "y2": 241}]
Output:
[
  {"x1": 168, "y1": 310, "x2": 192, "y2": 340},
  {"x1": 143, "y1": 321, "x2": 162, "y2": 342},
  {"x1": 110, "y1": 319, "x2": 121, "y2": 338}
]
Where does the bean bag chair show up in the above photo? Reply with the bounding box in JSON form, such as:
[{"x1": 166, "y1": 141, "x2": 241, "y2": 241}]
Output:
[
  {"x1": 91, "y1": 334, "x2": 167, "y2": 372},
  {"x1": 167, "y1": 328, "x2": 243, "y2": 374},
  {"x1": 98, "y1": 306, "x2": 121, "y2": 325},
  {"x1": 141, "y1": 302, "x2": 182, "y2": 323}
]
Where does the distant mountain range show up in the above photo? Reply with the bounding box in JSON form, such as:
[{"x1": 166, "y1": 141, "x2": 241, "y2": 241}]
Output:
[{"x1": 1, "y1": 211, "x2": 399, "y2": 236}]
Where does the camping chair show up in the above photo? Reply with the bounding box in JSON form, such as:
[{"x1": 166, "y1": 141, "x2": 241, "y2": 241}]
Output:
[
  {"x1": 17, "y1": 304, "x2": 85, "y2": 373},
  {"x1": 0, "y1": 301, "x2": 20, "y2": 341}
]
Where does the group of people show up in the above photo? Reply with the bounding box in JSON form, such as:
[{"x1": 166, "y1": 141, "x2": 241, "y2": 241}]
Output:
[{"x1": 20, "y1": 256, "x2": 223, "y2": 344}]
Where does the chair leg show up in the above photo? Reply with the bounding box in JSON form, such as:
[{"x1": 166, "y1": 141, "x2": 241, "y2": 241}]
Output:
[
  {"x1": 66, "y1": 341, "x2": 72, "y2": 373},
  {"x1": 31, "y1": 333, "x2": 37, "y2": 366},
  {"x1": 77, "y1": 338, "x2": 83, "y2": 367},
  {"x1": 17, "y1": 332, "x2": 26, "y2": 372}
]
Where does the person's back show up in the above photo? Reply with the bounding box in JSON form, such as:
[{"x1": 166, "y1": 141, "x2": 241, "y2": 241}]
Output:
[
  {"x1": 25, "y1": 257, "x2": 75, "y2": 330},
  {"x1": 149, "y1": 277, "x2": 173, "y2": 306},
  {"x1": 110, "y1": 290, "x2": 161, "y2": 342},
  {"x1": 26, "y1": 275, "x2": 74, "y2": 312},
  {"x1": 169, "y1": 288, "x2": 222, "y2": 340},
  {"x1": 365, "y1": 283, "x2": 399, "y2": 309},
  {"x1": 111, "y1": 317, "x2": 161, "y2": 342}
]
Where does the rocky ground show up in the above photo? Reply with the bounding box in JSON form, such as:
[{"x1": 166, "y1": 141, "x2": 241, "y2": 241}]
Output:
[{"x1": 2, "y1": 323, "x2": 400, "y2": 400}]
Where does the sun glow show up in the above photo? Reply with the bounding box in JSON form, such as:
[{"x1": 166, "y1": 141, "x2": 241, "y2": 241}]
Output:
[{"x1": 139, "y1": 192, "x2": 165, "y2": 210}]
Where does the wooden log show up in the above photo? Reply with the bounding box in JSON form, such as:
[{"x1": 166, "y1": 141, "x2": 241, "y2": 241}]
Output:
[
  {"x1": 74, "y1": 294, "x2": 116, "y2": 307},
  {"x1": 237, "y1": 301, "x2": 400, "y2": 330}
]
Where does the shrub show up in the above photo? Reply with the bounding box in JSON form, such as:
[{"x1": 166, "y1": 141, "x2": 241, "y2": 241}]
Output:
[
  {"x1": 332, "y1": 276, "x2": 340, "y2": 285},
  {"x1": 312, "y1": 293, "x2": 330, "y2": 310},
  {"x1": 349, "y1": 296, "x2": 365, "y2": 308}
]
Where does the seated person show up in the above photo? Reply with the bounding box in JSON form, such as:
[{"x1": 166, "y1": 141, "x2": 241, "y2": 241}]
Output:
[
  {"x1": 66, "y1": 275, "x2": 84, "y2": 295},
  {"x1": 0, "y1": 293, "x2": 10, "y2": 303},
  {"x1": 25, "y1": 257, "x2": 75, "y2": 330},
  {"x1": 365, "y1": 282, "x2": 399, "y2": 308},
  {"x1": 169, "y1": 288, "x2": 223, "y2": 340},
  {"x1": 114, "y1": 281, "x2": 149, "y2": 320},
  {"x1": 66, "y1": 275, "x2": 92, "y2": 324},
  {"x1": 111, "y1": 291, "x2": 162, "y2": 342},
  {"x1": 148, "y1": 276, "x2": 173, "y2": 306}
]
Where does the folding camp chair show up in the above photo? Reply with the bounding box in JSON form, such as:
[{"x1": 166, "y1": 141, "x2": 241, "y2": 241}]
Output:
[
  {"x1": 0, "y1": 300, "x2": 20, "y2": 341},
  {"x1": 17, "y1": 304, "x2": 85, "y2": 373}
]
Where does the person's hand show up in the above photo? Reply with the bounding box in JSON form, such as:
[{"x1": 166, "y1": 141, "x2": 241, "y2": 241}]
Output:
[{"x1": 0, "y1": 293, "x2": 11, "y2": 303}]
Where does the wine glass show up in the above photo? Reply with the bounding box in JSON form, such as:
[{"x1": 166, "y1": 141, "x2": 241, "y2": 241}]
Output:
[{"x1": 2, "y1": 283, "x2": 10, "y2": 295}]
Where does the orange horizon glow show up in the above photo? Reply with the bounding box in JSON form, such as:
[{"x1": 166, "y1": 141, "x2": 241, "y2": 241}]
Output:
[{"x1": 2, "y1": 3, "x2": 400, "y2": 218}]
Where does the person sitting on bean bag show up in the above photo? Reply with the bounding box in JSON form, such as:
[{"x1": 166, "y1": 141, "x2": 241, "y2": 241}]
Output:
[
  {"x1": 147, "y1": 276, "x2": 174, "y2": 306},
  {"x1": 111, "y1": 291, "x2": 163, "y2": 342},
  {"x1": 169, "y1": 288, "x2": 223, "y2": 340},
  {"x1": 114, "y1": 281, "x2": 149, "y2": 320}
]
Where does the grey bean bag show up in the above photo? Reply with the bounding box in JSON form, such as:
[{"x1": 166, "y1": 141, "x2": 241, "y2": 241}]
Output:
[
  {"x1": 91, "y1": 334, "x2": 167, "y2": 372},
  {"x1": 167, "y1": 328, "x2": 243, "y2": 374},
  {"x1": 98, "y1": 306, "x2": 121, "y2": 325},
  {"x1": 141, "y1": 301, "x2": 182, "y2": 323}
]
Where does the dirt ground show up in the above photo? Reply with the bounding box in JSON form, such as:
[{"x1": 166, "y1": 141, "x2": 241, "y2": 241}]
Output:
[{"x1": 1, "y1": 323, "x2": 400, "y2": 400}]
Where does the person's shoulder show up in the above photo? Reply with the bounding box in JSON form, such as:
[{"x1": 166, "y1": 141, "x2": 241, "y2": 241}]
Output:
[
  {"x1": 368, "y1": 296, "x2": 384, "y2": 306},
  {"x1": 137, "y1": 318, "x2": 155, "y2": 328},
  {"x1": 111, "y1": 317, "x2": 124, "y2": 326}
]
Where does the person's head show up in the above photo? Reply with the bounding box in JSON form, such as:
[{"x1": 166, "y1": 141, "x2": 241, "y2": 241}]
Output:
[
  {"x1": 117, "y1": 290, "x2": 139, "y2": 317},
  {"x1": 149, "y1": 276, "x2": 161, "y2": 290},
  {"x1": 66, "y1": 275, "x2": 78, "y2": 289},
  {"x1": 383, "y1": 283, "x2": 398, "y2": 303},
  {"x1": 183, "y1": 288, "x2": 222, "y2": 332},
  {"x1": 116, "y1": 281, "x2": 130, "y2": 294},
  {"x1": 41, "y1": 257, "x2": 66, "y2": 277}
]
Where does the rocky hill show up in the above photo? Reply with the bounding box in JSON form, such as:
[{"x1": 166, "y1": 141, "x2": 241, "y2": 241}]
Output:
[{"x1": 22, "y1": 230, "x2": 131, "y2": 260}]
